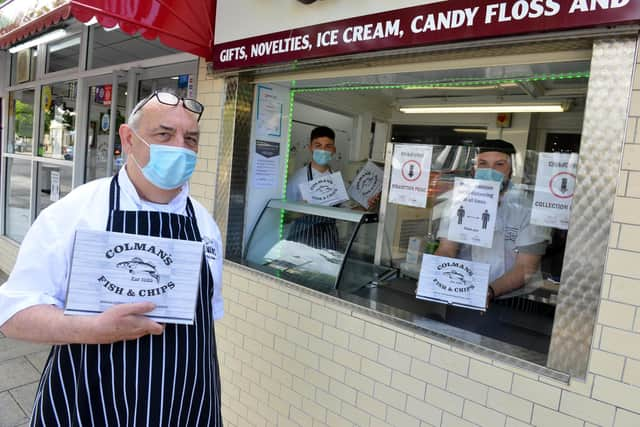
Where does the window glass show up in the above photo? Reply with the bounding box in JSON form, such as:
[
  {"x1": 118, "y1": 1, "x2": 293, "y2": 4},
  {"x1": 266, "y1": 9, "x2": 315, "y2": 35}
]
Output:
[
  {"x1": 35, "y1": 162, "x2": 72, "y2": 216},
  {"x1": 236, "y1": 60, "x2": 591, "y2": 364},
  {"x1": 46, "y1": 33, "x2": 81, "y2": 73},
  {"x1": 10, "y1": 48, "x2": 37, "y2": 85},
  {"x1": 88, "y1": 26, "x2": 179, "y2": 69},
  {"x1": 85, "y1": 84, "x2": 127, "y2": 181},
  {"x1": 138, "y1": 75, "x2": 193, "y2": 100},
  {"x1": 7, "y1": 89, "x2": 35, "y2": 155},
  {"x1": 38, "y1": 82, "x2": 76, "y2": 160},
  {"x1": 4, "y1": 158, "x2": 32, "y2": 242}
]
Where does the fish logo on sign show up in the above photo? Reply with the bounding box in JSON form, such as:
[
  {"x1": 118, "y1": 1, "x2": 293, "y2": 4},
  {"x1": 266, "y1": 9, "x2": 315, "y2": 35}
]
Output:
[{"x1": 117, "y1": 257, "x2": 160, "y2": 283}]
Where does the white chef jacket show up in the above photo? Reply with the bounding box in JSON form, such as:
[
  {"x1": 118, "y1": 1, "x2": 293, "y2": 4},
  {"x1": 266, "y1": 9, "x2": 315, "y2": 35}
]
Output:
[
  {"x1": 286, "y1": 164, "x2": 333, "y2": 202},
  {"x1": 0, "y1": 167, "x2": 224, "y2": 327},
  {"x1": 438, "y1": 185, "x2": 551, "y2": 285}
]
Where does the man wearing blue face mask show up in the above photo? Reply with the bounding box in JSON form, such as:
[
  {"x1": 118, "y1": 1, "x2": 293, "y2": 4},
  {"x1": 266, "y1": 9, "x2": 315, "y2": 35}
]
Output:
[
  {"x1": 436, "y1": 140, "x2": 551, "y2": 305},
  {"x1": 286, "y1": 125, "x2": 338, "y2": 202},
  {"x1": 0, "y1": 90, "x2": 224, "y2": 426}
]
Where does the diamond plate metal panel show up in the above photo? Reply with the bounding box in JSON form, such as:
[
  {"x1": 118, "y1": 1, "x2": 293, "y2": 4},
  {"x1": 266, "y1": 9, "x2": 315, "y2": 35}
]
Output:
[
  {"x1": 214, "y1": 77, "x2": 238, "y2": 247},
  {"x1": 214, "y1": 77, "x2": 254, "y2": 261},
  {"x1": 547, "y1": 37, "x2": 637, "y2": 377}
]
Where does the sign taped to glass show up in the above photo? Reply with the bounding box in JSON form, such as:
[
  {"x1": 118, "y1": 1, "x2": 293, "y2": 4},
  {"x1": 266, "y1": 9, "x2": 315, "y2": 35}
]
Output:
[{"x1": 417, "y1": 254, "x2": 491, "y2": 311}]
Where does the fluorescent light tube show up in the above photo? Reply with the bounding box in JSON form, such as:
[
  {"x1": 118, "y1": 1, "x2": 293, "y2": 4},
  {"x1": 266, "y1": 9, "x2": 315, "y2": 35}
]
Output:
[
  {"x1": 9, "y1": 29, "x2": 69, "y2": 53},
  {"x1": 453, "y1": 128, "x2": 488, "y2": 133},
  {"x1": 49, "y1": 36, "x2": 80, "y2": 53},
  {"x1": 400, "y1": 104, "x2": 567, "y2": 114}
]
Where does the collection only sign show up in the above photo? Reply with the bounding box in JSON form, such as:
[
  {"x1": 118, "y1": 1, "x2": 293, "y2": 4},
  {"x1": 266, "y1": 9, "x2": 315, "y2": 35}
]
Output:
[
  {"x1": 64, "y1": 229, "x2": 204, "y2": 325},
  {"x1": 417, "y1": 254, "x2": 491, "y2": 311},
  {"x1": 388, "y1": 144, "x2": 433, "y2": 208},
  {"x1": 530, "y1": 152, "x2": 579, "y2": 230}
]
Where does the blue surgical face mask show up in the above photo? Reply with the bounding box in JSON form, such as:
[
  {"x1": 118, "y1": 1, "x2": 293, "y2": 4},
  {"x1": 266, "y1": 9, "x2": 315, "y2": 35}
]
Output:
[
  {"x1": 475, "y1": 168, "x2": 509, "y2": 191},
  {"x1": 312, "y1": 149, "x2": 333, "y2": 166},
  {"x1": 129, "y1": 129, "x2": 197, "y2": 190}
]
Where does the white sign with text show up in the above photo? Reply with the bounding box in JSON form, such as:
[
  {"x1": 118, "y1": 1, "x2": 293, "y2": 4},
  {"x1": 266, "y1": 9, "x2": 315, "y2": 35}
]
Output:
[
  {"x1": 64, "y1": 230, "x2": 204, "y2": 325},
  {"x1": 446, "y1": 177, "x2": 500, "y2": 248},
  {"x1": 531, "y1": 152, "x2": 579, "y2": 230},
  {"x1": 300, "y1": 171, "x2": 349, "y2": 206},
  {"x1": 388, "y1": 144, "x2": 432, "y2": 208},
  {"x1": 416, "y1": 254, "x2": 491, "y2": 311},
  {"x1": 348, "y1": 160, "x2": 384, "y2": 208}
]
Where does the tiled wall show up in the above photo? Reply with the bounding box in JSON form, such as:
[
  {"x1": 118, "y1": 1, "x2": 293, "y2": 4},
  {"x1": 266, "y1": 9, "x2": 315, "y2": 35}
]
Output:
[{"x1": 199, "y1": 39, "x2": 640, "y2": 424}]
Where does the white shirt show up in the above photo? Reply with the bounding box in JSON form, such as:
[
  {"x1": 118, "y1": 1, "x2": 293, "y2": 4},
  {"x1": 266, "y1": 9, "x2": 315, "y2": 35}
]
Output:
[
  {"x1": 438, "y1": 185, "x2": 551, "y2": 284},
  {"x1": 0, "y1": 167, "x2": 224, "y2": 327},
  {"x1": 286, "y1": 164, "x2": 333, "y2": 202}
]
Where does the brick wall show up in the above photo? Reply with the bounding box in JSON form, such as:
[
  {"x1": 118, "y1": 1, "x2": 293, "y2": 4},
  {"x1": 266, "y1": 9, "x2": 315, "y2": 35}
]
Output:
[{"x1": 205, "y1": 43, "x2": 640, "y2": 424}]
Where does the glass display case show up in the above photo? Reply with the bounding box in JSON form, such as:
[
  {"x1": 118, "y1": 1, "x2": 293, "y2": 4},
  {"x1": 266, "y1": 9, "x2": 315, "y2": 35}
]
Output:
[{"x1": 244, "y1": 200, "x2": 396, "y2": 293}]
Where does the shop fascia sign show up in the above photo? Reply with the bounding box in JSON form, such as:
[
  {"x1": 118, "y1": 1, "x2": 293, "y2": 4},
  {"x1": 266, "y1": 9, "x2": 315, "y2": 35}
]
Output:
[{"x1": 213, "y1": 0, "x2": 639, "y2": 70}]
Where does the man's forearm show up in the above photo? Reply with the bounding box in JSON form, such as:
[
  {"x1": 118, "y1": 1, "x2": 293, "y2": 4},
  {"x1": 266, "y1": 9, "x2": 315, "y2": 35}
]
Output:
[
  {"x1": 0, "y1": 302, "x2": 164, "y2": 345},
  {"x1": 0, "y1": 305, "x2": 98, "y2": 345},
  {"x1": 490, "y1": 268, "x2": 526, "y2": 297}
]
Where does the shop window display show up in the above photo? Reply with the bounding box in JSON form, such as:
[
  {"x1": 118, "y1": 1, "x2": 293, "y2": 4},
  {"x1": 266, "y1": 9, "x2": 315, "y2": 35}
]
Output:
[
  {"x1": 239, "y1": 61, "x2": 591, "y2": 365},
  {"x1": 38, "y1": 82, "x2": 76, "y2": 160},
  {"x1": 6, "y1": 89, "x2": 35, "y2": 155}
]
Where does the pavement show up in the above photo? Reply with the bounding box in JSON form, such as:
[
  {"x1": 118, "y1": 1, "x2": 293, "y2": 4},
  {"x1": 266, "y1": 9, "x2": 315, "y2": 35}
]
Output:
[{"x1": 0, "y1": 270, "x2": 49, "y2": 427}]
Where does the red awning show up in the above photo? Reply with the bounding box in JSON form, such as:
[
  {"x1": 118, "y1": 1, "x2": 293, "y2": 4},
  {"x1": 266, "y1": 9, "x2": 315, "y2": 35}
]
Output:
[
  {"x1": 0, "y1": 0, "x2": 215, "y2": 60},
  {"x1": 0, "y1": 4, "x2": 73, "y2": 49}
]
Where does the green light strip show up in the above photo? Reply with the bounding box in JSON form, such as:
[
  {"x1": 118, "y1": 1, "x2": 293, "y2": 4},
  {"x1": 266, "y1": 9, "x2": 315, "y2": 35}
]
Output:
[
  {"x1": 290, "y1": 72, "x2": 590, "y2": 93},
  {"x1": 279, "y1": 88, "x2": 297, "y2": 243}
]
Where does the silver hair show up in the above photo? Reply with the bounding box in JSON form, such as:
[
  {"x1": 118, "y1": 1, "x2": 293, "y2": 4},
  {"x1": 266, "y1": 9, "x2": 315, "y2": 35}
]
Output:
[{"x1": 127, "y1": 88, "x2": 180, "y2": 130}]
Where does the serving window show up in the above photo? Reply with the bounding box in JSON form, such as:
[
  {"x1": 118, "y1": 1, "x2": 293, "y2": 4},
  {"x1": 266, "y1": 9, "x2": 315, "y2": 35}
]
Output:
[{"x1": 223, "y1": 39, "x2": 633, "y2": 377}]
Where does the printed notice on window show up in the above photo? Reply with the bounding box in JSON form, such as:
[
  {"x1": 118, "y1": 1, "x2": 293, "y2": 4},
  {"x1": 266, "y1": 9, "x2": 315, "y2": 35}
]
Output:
[
  {"x1": 256, "y1": 85, "x2": 284, "y2": 141},
  {"x1": 446, "y1": 177, "x2": 500, "y2": 248},
  {"x1": 64, "y1": 230, "x2": 204, "y2": 324},
  {"x1": 530, "y1": 152, "x2": 578, "y2": 230},
  {"x1": 252, "y1": 140, "x2": 280, "y2": 188},
  {"x1": 416, "y1": 254, "x2": 491, "y2": 311},
  {"x1": 388, "y1": 144, "x2": 432, "y2": 208},
  {"x1": 299, "y1": 172, "x2": 349, "y2": 206}
]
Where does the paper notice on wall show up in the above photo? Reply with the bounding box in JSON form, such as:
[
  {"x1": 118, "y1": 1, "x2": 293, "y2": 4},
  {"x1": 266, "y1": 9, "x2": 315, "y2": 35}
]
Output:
[
  {"x1": 50, "y1": 171, "x2": 60, "y2": 202},
  {"x1": 300, "y1": 172, "x2": 349, "y2": 206},
  {"x1": 388, "y1": 144, "x2": 432, "y2": 208},
  {"x1": 530, "y1": 152, "x2": 579, "y2": 230},
  {"x1": 416, "y1": 254, "x2": 491, "y2": 311},
  {"x1": 446, "y1": 177, "x2": 500, "y2": 248},
  {"x1": 252, "y1": 140, "x2": 280, "y2": 188},
  {"x1": 347, "y1": 160, "x2": 384, "y2": 208},
  {"x1": 256, "y1": 85, "x2": 283, "y2": 141}
]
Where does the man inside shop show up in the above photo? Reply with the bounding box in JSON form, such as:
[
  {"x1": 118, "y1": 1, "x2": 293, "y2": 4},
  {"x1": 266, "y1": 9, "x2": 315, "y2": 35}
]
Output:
[
  {"x1": 286, "y1": 125, "x2": 381, "y2": 250},
  {"x1": 435, "y1": 139, "x2": 551, "y2": 305},
  {"x1": 0, "y1": 90, "x2": 224, "y2": 426}
]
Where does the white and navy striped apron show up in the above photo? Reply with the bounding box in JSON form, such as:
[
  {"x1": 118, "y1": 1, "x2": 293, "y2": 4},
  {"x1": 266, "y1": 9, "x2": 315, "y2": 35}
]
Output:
[
  {"x1": 287, "y1": 164, "x2": 340, "y2": 250},
  {"x1": 31, "y1": 175, "x2": 222, "y2": 427}
]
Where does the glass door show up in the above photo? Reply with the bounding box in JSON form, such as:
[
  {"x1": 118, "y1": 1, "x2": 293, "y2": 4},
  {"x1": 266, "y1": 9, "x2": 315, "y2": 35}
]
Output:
[{"x1": 84, "y1": 74, "x2": 127, "y2": 182}]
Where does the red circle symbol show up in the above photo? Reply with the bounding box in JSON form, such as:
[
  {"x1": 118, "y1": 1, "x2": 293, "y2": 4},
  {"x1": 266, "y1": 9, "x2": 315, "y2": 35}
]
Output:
[
  {"x1": 549, "y1": 172, "x2": 575, "y2": 199},
  {"x1": 401, "y1": 160, "x2": 422, "y2": 182}
]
